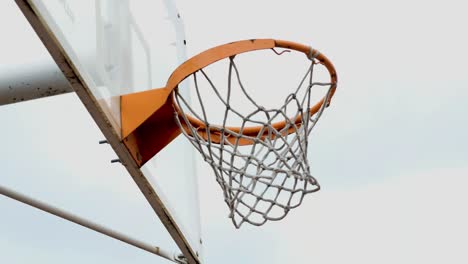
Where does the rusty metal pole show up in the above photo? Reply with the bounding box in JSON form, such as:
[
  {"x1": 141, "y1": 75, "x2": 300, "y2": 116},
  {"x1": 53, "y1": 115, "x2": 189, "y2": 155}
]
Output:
[{"x1": 0, "y1": 61, "x2": 73, "y2": 106}]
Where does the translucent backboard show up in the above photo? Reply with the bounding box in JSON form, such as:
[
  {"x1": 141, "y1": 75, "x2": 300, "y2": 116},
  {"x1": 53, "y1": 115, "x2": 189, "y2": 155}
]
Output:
[{"x1": 19, "y1": 0, "x2": 202, "y2": 261}]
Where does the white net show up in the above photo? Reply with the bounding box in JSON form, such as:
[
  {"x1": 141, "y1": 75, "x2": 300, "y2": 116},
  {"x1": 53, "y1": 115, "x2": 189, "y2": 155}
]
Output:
[{"x1": 173, "y1": 51, "x2": 334, "y2": 228}]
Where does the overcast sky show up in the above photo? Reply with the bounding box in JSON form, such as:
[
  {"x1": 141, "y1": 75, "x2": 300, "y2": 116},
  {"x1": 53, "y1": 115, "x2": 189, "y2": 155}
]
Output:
[{"x1": 1, "y1": 0, "x2": 468, "y2": 263}]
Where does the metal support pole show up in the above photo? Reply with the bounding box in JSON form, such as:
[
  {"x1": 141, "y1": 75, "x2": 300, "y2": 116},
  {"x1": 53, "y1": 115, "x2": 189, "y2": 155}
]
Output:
[
  {"x1": 0, "y1": 63, "x2": 73, "y2": 106},
  {"x1": 0, "y1": 184, "x2": 186, "y2": 264}
]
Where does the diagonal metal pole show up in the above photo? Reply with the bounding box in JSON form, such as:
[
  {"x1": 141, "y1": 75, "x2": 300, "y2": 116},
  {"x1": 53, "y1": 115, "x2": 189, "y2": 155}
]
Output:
[{"x1": 0, "y1": 184, "x2": 186, "y2": 264}]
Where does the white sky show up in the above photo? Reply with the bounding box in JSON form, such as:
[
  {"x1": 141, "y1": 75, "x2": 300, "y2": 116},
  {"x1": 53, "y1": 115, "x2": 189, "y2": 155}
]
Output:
[{"x1": 1, "y1": 0, "x2": 468, "y2": 263}]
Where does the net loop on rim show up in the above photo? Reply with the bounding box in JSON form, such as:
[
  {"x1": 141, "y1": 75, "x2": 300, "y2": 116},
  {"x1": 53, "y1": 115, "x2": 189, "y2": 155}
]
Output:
[{"x1": 171, "y1": 40, "x2": 337, "y2": 228}]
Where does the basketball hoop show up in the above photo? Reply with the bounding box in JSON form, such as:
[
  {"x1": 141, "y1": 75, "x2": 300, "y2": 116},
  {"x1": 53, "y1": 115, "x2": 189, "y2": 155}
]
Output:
[
  {"x1": 173, "y1": 39, "x2": 337, "y2": 227},
  {"x1": 121, "y1": 39, "x2": 337, "y2": 227}
]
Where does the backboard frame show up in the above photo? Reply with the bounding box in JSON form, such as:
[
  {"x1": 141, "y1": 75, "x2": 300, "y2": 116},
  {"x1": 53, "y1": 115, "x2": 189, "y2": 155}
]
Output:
[{"x1": 14, "y1": 1, "x2": 200, "y2": 263}]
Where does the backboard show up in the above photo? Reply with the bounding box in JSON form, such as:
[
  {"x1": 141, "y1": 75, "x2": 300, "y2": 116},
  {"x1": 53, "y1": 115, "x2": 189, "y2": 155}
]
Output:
[{"x1": 15, "y1": 0, "x2": 202, "y2": 263}]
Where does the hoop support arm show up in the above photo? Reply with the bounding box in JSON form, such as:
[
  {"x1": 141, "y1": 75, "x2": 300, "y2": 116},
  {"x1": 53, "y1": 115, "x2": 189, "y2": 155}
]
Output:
[{"x1": 0, "y1": 184, "x2": 185, "y2": 263}]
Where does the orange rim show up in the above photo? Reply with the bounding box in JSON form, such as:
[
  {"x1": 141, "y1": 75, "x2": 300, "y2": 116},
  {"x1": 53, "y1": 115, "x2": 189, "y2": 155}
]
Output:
[{"x1": 166, "y1": 39, "x2": 337, "y2": 142}]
